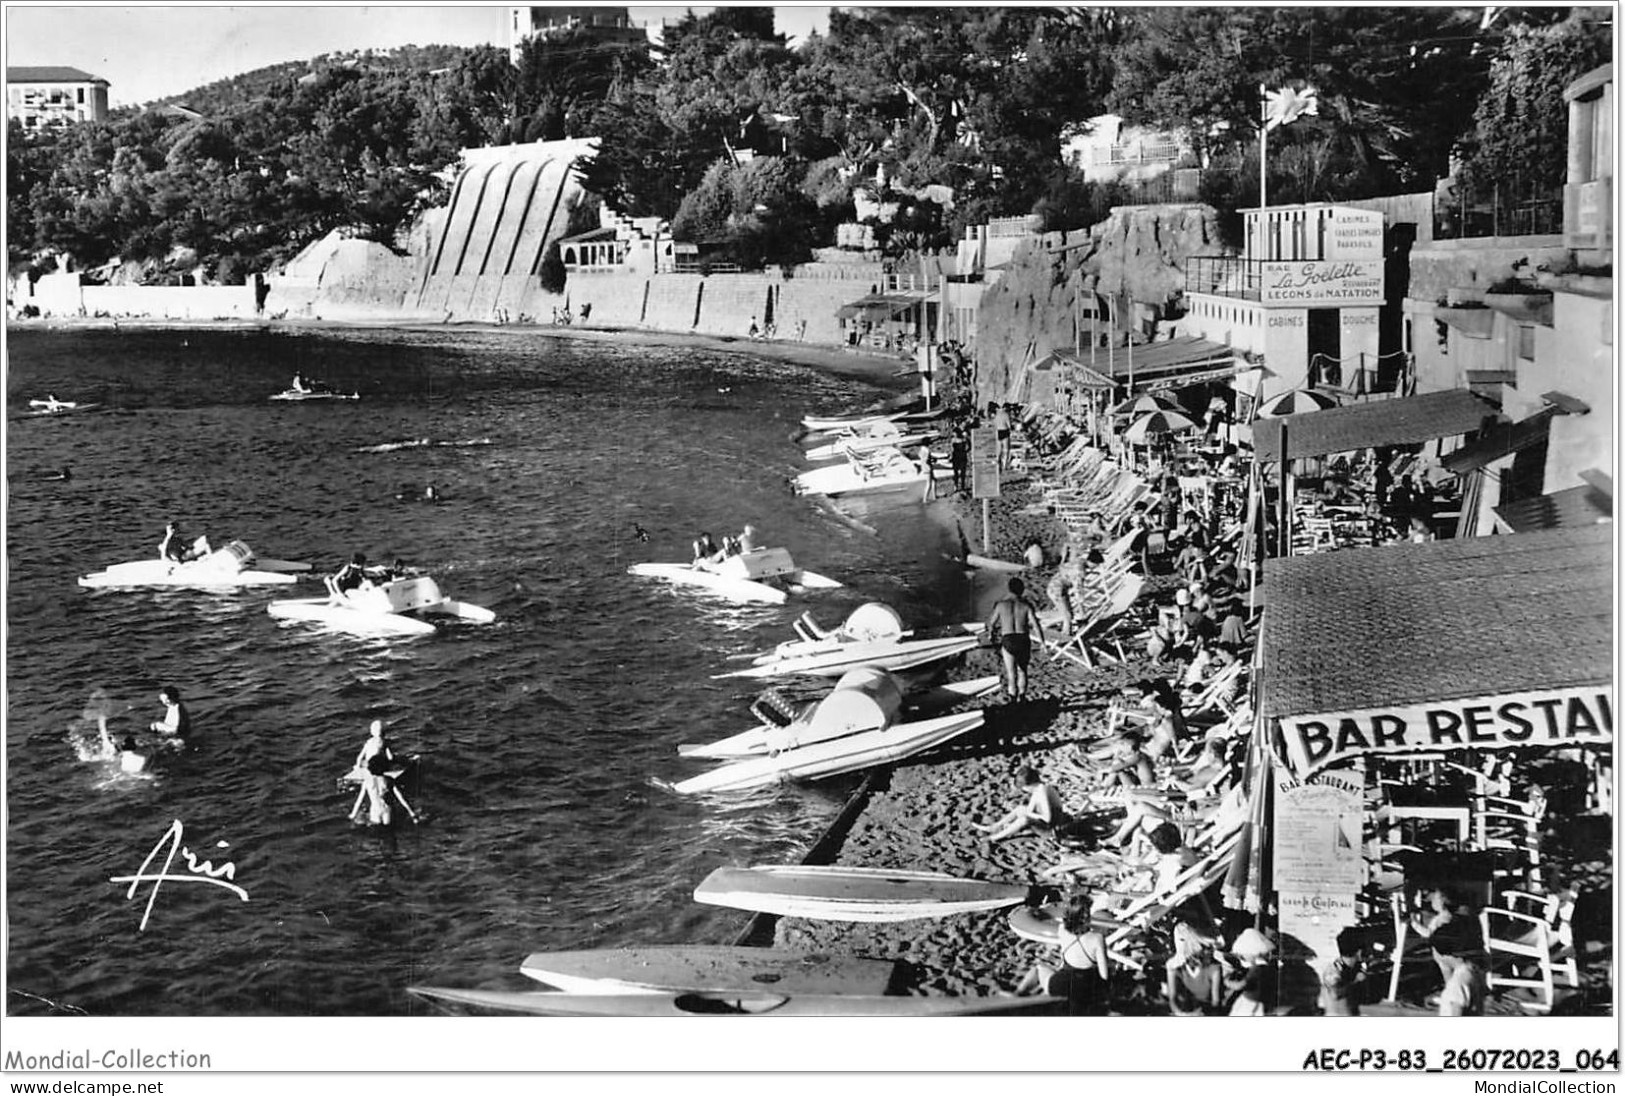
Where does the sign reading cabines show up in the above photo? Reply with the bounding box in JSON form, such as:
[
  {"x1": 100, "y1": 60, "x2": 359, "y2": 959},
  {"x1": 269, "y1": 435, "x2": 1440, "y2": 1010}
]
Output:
[
  {"x1": 1262, "y1": 260, "x2": 1384, "y2": 307},
  {"x1": 1281, "y1": 686, "x2": 1614, "y2": 776}
]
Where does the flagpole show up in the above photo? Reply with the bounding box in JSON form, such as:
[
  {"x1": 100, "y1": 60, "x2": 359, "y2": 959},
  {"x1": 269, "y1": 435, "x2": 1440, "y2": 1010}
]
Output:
[{"x1": 1259, "y1": 82, "x2": 1268, "y2": 212}]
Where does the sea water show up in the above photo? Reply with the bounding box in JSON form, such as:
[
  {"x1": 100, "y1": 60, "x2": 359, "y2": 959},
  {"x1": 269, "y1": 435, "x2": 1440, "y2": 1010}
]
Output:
[{"x1": 4, "y1": 325, "x2": 976, "y2": 1015}]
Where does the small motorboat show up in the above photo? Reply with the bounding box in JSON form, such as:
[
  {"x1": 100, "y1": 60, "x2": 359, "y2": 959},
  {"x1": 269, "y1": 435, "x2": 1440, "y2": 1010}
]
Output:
[
  {"x1": 268, "y1": 574, "x2": 495, "y2": 637},
  {"x1": 79, "y1": 540, "x2": 311, "y2": 588},
  {"x1": 793, "y1": 446, "x2": 930, "y2": 498},
  {"x1": 629, "y1": 547, "x2": 841, "y2": 606}
]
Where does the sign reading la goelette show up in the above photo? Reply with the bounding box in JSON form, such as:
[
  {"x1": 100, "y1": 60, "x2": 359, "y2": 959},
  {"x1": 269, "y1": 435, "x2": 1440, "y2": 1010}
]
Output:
[
  {"x1": 1262, "y1": 259, "x2": 1384, "y2": 308},
  {"x1": 1281, "y1": 685, "x2": 1613, "y2": 776}
]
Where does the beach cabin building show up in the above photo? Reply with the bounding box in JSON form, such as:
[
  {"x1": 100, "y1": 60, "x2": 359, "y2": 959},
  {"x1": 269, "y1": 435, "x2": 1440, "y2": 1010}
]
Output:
[
  {"x1": 6, "y1": 66, "x2": 109, "y2": 128},
  {"x1": 1181, "y1": 203, "x2": 1393, "y2": 419}
]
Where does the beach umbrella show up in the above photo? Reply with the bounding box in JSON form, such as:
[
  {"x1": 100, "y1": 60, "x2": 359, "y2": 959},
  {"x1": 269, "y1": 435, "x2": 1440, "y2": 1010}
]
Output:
[
  {"x1": 1110, "y1": 392, "x2": 1182, "y2": 417},
  {"x1": 1256, "y1": 388, "x2": 1339, "y2": 419},
  {"x1": 1122, "y1": 409, "x2": 1197, "y2": 445}
]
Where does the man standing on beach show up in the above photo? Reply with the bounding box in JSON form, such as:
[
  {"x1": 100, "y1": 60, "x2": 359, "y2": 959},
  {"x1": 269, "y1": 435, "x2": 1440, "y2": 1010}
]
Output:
[{"x1": 986, "y1": 577, "x2": 1045, "y2": 701}]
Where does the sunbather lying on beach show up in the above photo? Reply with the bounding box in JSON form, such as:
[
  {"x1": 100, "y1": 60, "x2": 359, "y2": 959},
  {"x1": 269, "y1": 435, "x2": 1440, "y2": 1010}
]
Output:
[{"x1": 974, "y1": 765, "x2": 1068, "y2": 843}]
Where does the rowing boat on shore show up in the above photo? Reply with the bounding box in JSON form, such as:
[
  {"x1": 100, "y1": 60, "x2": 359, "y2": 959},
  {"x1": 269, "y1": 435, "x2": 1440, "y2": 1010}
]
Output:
[
  {"x1": 693, "y1": 864, "x2": 1030, "y2": 921},
  {"x1": 79, "y1": 540, "x2": 310, "y2": 588},
  {"x1": 518, "y1": 946, "x2": 900, "y2": 996},
  {"x1": 267, "y1": 574, "x2": 495, "y2": 636},
  {"x1": 629, "y1": 547, "x2": 842, "y2": 605},
  {"x1": 408, "y1": 984, "x2": 1056, "y2": 1016}
]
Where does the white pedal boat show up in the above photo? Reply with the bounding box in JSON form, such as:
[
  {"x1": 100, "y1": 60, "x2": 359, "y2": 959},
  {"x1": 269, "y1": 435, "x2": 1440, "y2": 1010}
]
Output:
[
  {"x1": 671, "y1": 667, "x2": 987, "y2": 793},
  {"x1": 681, "y1": 672, "x2": 1000, "y2": 761},
  {"x1": 713, "y1": 602, "x2": 979, "y2": 679},
  {"x1": 793, "y1": 447, "x2": 928, "y2": 498},
  {"x1": 24, "y1": 399, "x2": 101, "y2": 416},
  {"x1": 800, "y1": 411, "x2": 906, "y2": 434},
  {"x1": 629, "y1": 547, "x2": 841, "y2": 606},
  {"x1": 267, "y1": 574, "x2": 495, "y2": 636},
  {"x1": 804, "y1": 429, "x2": 936, "y2": 463},
  {"x1": 269, "y1": 388, "x2": 359, "y2": 401},
  {"x1": 79, "y1": 540, "x2": 311, "y2": 588}
]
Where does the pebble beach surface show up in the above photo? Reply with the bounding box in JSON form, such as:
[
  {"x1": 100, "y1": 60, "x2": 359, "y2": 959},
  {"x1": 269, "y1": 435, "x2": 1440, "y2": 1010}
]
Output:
[{"x1": 773, "y1": 472, "x2": 1180, "y2": 1006}]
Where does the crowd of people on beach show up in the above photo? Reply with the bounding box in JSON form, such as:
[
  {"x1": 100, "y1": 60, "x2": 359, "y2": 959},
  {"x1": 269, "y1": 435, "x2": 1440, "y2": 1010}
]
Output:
[{"x1": 883, "y1": 387, "x2": 1597, "y2": 1018}]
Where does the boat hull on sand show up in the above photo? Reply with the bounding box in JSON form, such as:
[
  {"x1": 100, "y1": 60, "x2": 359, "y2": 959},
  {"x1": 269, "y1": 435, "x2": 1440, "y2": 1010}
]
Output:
[
  {"x1": 793, "y1": 449, "x2": 927, "y2": 498},
  {"x1": 799, "y1": 411, "x2": 905, "y2": 433},
  {"x1": 803, "y1": 430, "x2": 935, "y2": 462},
  {"x1": 671, "y1": 709, "x2": 983, "y2": 794},
  {"x1": 680, "y1": 676, "x2": 999, "y2": 761},
  {"x1": 78, "y1": 541, "x2": 309, "y2": 588},
  {"x1": 519, "y1": 946, "x2": 899, "y2": 996},
  {"x1": 630, "y1": 547, "x2": 841, "y2": 605},
  {"x1": 409, "y1": 985, "x2": 1054, "y2": 1016},
  {"x1": 267, "y1": 575, "x2": 494, "y2": 637},
  {"x1": 693, "y1": 864, "x2": 1030, "y2": 922},
  {"x1": 714, "y1": 632, "x2": 980, "y2": 680}
]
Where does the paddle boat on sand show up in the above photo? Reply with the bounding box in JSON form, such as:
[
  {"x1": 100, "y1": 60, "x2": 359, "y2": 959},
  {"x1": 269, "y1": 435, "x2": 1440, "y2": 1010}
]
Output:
[
  {"x1": 267, "y1": 574, "x2": 495, "y2": 637},
  {"x1": 799, "y1": 411, "x2": 906, "y2": 434},
  {"x1": 670, "y1": 666, "x2": 989, "y2": 793},
  {"x1": 792, "y1": 446, "x2": 930, "y2": 498},
  {"x1": 803, "y1": 427, "x2": 938, "y2": 463},
  {"x1": 629, "y1": 547, "x2": 841, "y2": 606},
  {"x1": 79, "y1": 540, "x2": 311, "y2": 588},
  {"x1": 714, "y1": 603, "x2": 982, "y2": 680},
  {"x1": 680, "y1": 668, "x2": 999, "y2": 762}
]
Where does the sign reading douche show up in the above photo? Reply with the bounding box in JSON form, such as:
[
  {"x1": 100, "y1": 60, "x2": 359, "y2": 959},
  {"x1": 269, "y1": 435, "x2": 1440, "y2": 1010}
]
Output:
[{"x1": 1281, "y1": 685, "x2": 1613, "y2": 776}]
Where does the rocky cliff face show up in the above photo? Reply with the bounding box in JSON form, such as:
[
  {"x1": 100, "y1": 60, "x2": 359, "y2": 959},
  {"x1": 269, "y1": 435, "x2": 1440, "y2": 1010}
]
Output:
[{"x1": 973, "y1": 204, "x2": 1229, "y2": 402}]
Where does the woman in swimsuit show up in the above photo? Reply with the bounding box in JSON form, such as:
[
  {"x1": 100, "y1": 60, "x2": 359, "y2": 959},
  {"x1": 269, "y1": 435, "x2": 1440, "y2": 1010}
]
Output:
[{"x1": 1011, "y1": 893, "x2": 1113, "y2": 1015}]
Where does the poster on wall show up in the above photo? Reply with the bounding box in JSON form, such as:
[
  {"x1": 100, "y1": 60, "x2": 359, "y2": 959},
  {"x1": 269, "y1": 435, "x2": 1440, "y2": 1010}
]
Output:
[
  {"x1": 1274, "y1": 760, "x2": 1364, "y2": 963},
  {"x1": 970, "y1": 427, "x2": 1001, "y2": 499}
]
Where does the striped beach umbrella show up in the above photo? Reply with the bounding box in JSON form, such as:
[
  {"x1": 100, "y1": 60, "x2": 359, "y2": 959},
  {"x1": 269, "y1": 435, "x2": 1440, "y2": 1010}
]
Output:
[
  {"x1": 1123, "y1": 409, "x2": 1198, "y2": 445},
  {"x1": 1110, "y1": 392, "x2": 1182, "y2": 417},
  {"x1": 1256, "y1": 388, "x2": 1339, "y2": 418}
]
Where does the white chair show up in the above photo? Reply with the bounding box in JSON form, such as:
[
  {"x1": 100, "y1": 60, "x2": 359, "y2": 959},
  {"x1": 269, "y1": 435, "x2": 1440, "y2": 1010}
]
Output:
[{"x1": 1481, "y1": 889, "x2": 1580, "y2": 1013}]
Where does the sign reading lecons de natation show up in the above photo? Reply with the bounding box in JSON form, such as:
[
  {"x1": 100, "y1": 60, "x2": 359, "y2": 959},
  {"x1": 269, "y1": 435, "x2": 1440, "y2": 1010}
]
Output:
[
  {"x1": 1262, "y1": 260, "x2": 1383, "y2": 307},
  {"x1": 1281, "y1": 685, "x2": 1613, "y2": 776}
]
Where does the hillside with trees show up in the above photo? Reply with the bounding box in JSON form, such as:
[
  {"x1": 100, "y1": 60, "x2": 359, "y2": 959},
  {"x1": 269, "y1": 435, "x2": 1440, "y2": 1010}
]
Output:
[{"x1": 7, "y1": 6, "x2": 1613, "y2": 283}]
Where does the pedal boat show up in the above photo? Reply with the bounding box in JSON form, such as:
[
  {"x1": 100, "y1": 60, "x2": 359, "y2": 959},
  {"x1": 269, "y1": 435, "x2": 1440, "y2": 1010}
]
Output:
[
  {"x1": 267, "y1": 575, "x2": 495, "y2": 636},
  {"x1": 269, "y1": 388, "x2": 359, "y2": 401},
  {"x1": 629, "y1": 547, "x2": 841, "y2": 606},
  {"x1": 792, "y1": 446, "x2": 929, "y2": 498},
  {"x1": 714, "y1": 605, "x2": 980, "y2": 680},
  {"x1": 79, "y1": 540, "x2": 310, "y2": 588}
]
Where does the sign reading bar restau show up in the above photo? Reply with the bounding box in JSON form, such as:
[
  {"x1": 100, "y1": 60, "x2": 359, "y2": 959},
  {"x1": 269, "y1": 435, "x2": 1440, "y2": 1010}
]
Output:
[
  {"x1": 970, "y1": 427, "x2": 1001, "y2": 499},
  {"x1": 1281, "y1": 685, "x2": 1613, "y2": 777},
  {"x1": 1262, "y1": 260, "x2": 1383, "y2": 307}
]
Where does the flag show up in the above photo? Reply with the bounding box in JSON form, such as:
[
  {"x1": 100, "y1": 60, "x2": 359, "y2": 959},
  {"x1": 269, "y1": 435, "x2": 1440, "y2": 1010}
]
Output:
[{"x1": 1263, "y1": 85, "x2": 1319, "y2": 131}]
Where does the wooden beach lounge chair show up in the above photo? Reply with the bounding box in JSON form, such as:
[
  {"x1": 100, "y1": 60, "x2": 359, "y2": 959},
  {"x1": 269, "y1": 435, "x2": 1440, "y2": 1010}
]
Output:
[
  {"x1": 1097, "y1": 828, "x2": 1245, "y2": 964},
  {"x1": 1048, "y1": 574, "x2": 1145, "y2": 668}
]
